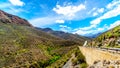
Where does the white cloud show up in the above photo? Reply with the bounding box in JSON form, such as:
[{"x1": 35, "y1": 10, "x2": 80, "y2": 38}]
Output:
[
  {"x1": 53, "y1": 4, "x2": 86, "y2": 17},
  {"x1": 29, "y1": 17, "x2": 57, "y2": 27},
  {"x1": 75, "y1": 25, "x2": 96, "y2": 31},
  {"x1": 73, "y1": 27, "x2": 106, "y2": 36},
  {"x1": 97, "y1": 28, "x2": 104, "y2": 31},
  {"x1": 29, "y1": 16, "x2": 65, "y2": 27},
  {"x1": 97, "y1": 8, "x2": 104, "y2": 13},
  {"x1": 90, "y1": 1, "x2": 120, "y2": 26},
  {"x1": 59, "y1": 25, "x2": 71, "y2": 32},
  {"x1": 0, "y1": 3, "x2": 26, "y2": 15},
  {"x1": 8, "y1": 7, "x2": 26, "y2": 13},
  {"x1": 93, "y1": 12, "x2": 98, "y2": 16},
  {"x1": 74, "y1": 29, "x2": 97, "y2": 35},
  {"x1": 90, "y1": 18, "x2": 101, "y2": 25},
  {"x1": 60, "y1": 25, "x2": 70, "y2": 28},
  {"x1": 109, "y1": 20, "x2": 120, "y2": 29},
  {"x1": 88, "y1": 8, "x2": 96, "y2": 15},
  {"x1": 101, "y1": 5, "x2": 120, "y2": 19},
  {"x1": 73, "y1": 30, "x2": 91, "y2": 35},
  {"x1": 9, "y1": 0, "x2": 25, "y2": 6},
  {"x1": 55, "y1": 19, "x2": 65, "y2": 24},
  {"x1": 106, "y1": 0, "x2": 120, "y2": 9},
  {"x1": 92, "y1": 8, "x2": 104, "y2": 16},
  {"x1": 73, "y1": 25, "x2": 96, "y2": 35},
  {"x1": 30, "y1": 3, "x2": 86, "y2": 27},
  {"x1": 74, "y1": 20, "x2": 120, "y2": 36},
  {"x1": 89, "y1": 6, "x2": 120, "y2": 34},
  {"x1": 88, "y1": 8, "x2": 104, "y2": 16}
]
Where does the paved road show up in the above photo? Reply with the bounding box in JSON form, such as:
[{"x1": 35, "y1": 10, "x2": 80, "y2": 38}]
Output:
[
  {"x1": 63, "y1": 41, "x2": 120, "y2": 67},
  {"x1": 79, "y1": 46, "x2": 120, "y2": 65}
]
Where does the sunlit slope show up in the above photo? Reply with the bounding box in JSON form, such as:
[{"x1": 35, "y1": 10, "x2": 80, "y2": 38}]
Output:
[
  {"x1": 0, "y1": 10, "x2": 90, "y2": 68},
  {"x1": 0, "y1": 23, "x2": 78, "y2": 67},
  {"x1": 89, "y1": 25, "x2": 120, "y2": 47}
]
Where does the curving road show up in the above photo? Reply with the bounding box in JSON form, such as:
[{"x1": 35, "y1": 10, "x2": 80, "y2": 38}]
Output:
[{"x1": 79, "y1": 46, "x2": 120, "y2": 66}]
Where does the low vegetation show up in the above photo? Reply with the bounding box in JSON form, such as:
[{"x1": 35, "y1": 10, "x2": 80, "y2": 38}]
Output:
[
  {"x1": 89, "y1": 25, "x2": 120, "y2": 48},
  {"x1": 0, "y1": 10, "x2": 89, "y2": 67},
  {"x1": 47, "y1": 47, "x2": 87, "y2": 68},
  {"x1": 0, "y1": 23, "x2": 86, "y2": 67}
]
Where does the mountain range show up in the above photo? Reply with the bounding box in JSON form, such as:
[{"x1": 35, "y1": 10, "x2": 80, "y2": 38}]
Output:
[
  {"x1": 36, "y1": 27, "x2": 90, "y2": 44},
  {"x1": 0, "y1": 10, "x2": 119, "y2": 68},
  {"x1": 0, "y1": 10, "x2": 89, "y2": 68}
]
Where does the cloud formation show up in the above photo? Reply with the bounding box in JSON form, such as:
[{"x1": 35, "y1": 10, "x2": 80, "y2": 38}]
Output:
[
  {"x1": 1, "y1": 0, "x2": 118, "y2": 36},
  {"x1": 55, "y1": 19, "x2": 65, "y2": 24},
  {"x1": 109, "y1": 20, "x2": 120, "y2": 29},
  {"x1": 92, "y1": 8, "x2": 104, "y2": 16},
  {"x1": 59, "y1": 25, "x2": 71, "y2": 32},
  {"x1": 53, "y1": 4, "x2": 86, "y2": 17},
  {"x1": 91, "y1": 0, "x2": 120, "y2": 26},
  {"x1": 73, "y1": 25, "x2": 107, "y2": 36},
  {"x1": 29, "y1": 16, "x2": 62, "y2": 27},
  {"x1": 73, "y1": 0, "x2": 120, "y2": 35},
  {"x1": 9, "y1": 0, "x2": 25, "y2": 6}
]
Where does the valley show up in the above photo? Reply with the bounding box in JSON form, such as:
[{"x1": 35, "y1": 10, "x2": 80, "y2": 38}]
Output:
[{"x1": 0, "y1": 9, "x2": 120, "y2": 68}]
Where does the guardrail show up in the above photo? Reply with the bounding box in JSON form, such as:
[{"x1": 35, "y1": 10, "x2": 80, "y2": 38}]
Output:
[
  {"x1": 83, "y1": 41, "x2": 120, "y2": 54},
  {"x1": 97, "y1": 47, "x2": 120, "y2": 54}
]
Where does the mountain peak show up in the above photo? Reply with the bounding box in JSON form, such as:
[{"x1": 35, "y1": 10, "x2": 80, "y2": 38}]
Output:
[
  {"x1": 43, "y1": 28, "x2": 53, "y2": 31},
  {"x1": 0, "y1": 10, "x2": 32, "y2": 26}
]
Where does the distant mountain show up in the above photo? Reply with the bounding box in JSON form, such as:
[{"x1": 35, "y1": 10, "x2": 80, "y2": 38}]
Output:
[
  {"x1": 86, "y1": 32, "x2": 102, "y2": 38},
  {"x1": 36, "y1": 27, "x2": 90, "y2": 44},
  {"x1": 89, "y1": 25, "x2": 120, "y2": 48},
  {"x1": 0, "y1": 10, "x2": 32, "y2": 26}
]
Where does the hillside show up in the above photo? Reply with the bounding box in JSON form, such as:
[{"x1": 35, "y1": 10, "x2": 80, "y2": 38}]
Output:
[
  {"x1": 0, "y1": 10, "x2": 32, "y2": 26},
  {"x1": 0, "y1": 10, "x2": 89, "y2": 68},
  {"x1": 36, "y1": 28, "x2": 90, "y2": 45},
  {"x1": 89, "y1": 25, "x2": 120, "y2": 48}
]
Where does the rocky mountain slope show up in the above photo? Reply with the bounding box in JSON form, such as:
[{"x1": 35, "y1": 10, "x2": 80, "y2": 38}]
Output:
[
  {"x1": 89, "y1": 25, "x2": 120, "y2": 48},
  {"x1": 0, "y1": 10, "x2": 89, "y2": 68},
  {"x1": 0, "y1": 10, "x2": 32, "y2": 26}
]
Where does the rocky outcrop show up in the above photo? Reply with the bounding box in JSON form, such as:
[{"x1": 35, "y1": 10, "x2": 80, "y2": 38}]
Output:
[{"x1": 0, "y1": 10, "x2": 32, "y2": 26}]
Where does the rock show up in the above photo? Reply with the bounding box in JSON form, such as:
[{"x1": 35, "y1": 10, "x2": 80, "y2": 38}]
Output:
[
  {"x1": 115, "y1": 60, "x2": 120, "y2": 65},
  {"x1": 0, "y1": 10, "x2": 32, "y2": 26},
  {"x1": 93, "y1": 60, "x2": 100, "y2": 64},
  {"x1": 89, "y1": 66, "x2": 95, "y2": 68}
]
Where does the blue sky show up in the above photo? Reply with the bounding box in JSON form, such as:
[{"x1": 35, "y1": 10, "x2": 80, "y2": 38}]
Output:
[{"x1": 0, "y1": 0, "x2": 120, "y2": 36}]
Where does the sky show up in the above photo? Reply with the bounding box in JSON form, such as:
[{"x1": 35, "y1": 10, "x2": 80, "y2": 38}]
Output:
[{"x1": 0, "y1": 0, "x2": 120, "y2": 36}]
